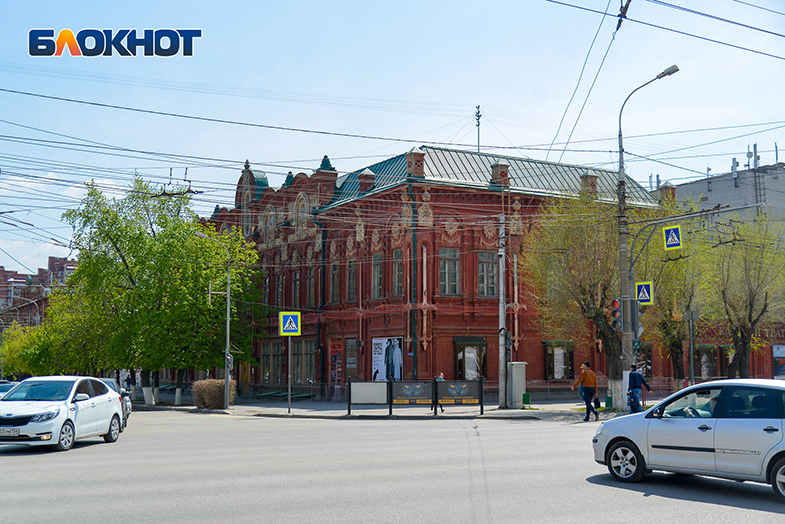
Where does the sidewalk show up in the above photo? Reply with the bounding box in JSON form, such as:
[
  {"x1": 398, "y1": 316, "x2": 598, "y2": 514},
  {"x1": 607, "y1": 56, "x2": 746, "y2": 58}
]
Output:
[{"x1": 133, "y1": 391, "x2": 618, "y2": 421}]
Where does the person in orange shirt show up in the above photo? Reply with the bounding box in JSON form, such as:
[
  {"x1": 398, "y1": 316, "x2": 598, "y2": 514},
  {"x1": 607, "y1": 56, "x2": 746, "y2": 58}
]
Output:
[{"x1": 571, "y1": 360, "x2": 599, "y2": 421}]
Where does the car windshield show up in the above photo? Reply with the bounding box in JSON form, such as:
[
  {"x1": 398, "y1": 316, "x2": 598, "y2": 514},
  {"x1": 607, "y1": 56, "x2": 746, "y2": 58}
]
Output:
[
  {"x1": 0, "y1": 380, "x2": 74, "y2": 401},
  {"x1": 0, "y1": 383, "x2": 17, "y2": 393}
]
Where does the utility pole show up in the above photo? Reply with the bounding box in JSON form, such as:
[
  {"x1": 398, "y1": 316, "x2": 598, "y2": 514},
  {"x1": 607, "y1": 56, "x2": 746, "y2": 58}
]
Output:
[
  {"x1": 617, "y1": 65, "x2": 679, "y2": 373},
  {"x1": 498, "y1": 214, "x2": 507, "y2": 408},
  {"x1": 475, "y1": 105, "x2": 482, "y2": 153}
]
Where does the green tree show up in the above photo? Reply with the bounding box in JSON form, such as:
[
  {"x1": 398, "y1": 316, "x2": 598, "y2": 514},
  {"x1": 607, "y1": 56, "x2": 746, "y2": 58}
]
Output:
[
  {"x1": 50, "y1": 177, "x2": 263, "y2": 402},
  {"x1": 696, "y1": 214, "x2": 785, "y2": 377},
  {"x1": 519, "y1": 195, "x2": 625, "y2": 398}
]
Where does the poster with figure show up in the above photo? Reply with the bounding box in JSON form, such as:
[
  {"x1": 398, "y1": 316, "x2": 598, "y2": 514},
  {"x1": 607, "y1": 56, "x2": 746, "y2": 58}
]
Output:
[
  {"x1": 372, "y1": 337, "x2": 403, "y2": 381},
  {"x1": 774, "y1": 346, "x2": 785, "y2": 379}
]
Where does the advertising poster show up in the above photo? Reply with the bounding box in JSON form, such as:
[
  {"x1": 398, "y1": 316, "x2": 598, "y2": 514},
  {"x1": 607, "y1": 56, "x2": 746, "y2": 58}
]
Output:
[
  {"x1": 345, "y1": 339, "x2": 358, "y2": 380},
  {"x1": 330, "y1": 342, "x2": 343, "y2": 400},
  {"x1": 774, "y1": 346, "x2": 785, "y2": 379},
  {"x1": 437, "y1": 381, "x2": 481, "y2": 404},
  {"x1": 392, "y1": 382, "x2": 432, "y2": 404},
  {"x1": 372, "y1": 337, "x2": 403, "y2": 381}
]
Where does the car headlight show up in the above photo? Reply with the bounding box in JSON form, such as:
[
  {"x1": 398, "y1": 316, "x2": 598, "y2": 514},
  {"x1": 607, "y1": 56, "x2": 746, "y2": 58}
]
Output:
[
  {"x1": 594, "y1": 422, "x2": 606, "y2": 436},
  {"x1": 30, "y1": 409, "x2": 60, "y2": 423}
]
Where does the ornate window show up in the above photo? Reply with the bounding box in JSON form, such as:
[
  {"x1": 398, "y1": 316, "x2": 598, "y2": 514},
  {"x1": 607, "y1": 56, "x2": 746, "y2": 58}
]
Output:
[
  {"x1": 392, "y1": 249, "x2": 403, "y2": 296},
  {"x1": 478, "y1": 252, "x2": 497, "y2": 296},
  {"x1": 294, "y1": 193, "x2": 309, "y2": 238},
  {"x1": 241, "y1": 190, "x2": 253, "y2": 237},
  {"x1": 372, "y1": 253, "x2": 383, "y2": 299},
  {"x1": 439, "y1": 248, "x2": 460, "y2": 295},
  {"x1": 264, "y1": 206, "x2": 275, "y2": 244}
]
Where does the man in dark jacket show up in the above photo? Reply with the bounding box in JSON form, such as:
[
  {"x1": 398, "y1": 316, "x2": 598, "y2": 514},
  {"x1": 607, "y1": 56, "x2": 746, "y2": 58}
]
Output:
[{"x1": 628, "y1": 364, "x2": 652, "y2": 413}]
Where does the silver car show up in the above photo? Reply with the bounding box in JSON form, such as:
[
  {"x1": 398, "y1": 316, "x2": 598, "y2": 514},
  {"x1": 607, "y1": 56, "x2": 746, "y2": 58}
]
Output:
[
  {"x1": 97, "y1": 377, "x2": 132, "y2": 430},
  {"x1": 0, "y1": 376, "x2": 124, "y2": 451},
  {"x1": 593, "y1": 378, "x2": 785, "y2": 502}
]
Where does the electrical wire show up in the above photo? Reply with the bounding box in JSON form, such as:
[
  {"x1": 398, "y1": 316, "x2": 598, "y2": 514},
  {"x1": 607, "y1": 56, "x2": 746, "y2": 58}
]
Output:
[
  {"x1": 544, "y1": 0, "x2": 785, "y2": 61},
  {"x1": 644, "y1": 0, "x2": 785, "y2": 39}
]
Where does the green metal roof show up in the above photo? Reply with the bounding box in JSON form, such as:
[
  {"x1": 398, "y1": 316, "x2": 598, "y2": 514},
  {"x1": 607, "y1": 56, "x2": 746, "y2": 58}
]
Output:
[{"x1": 324, "y1": 146, "x2": 657, "y2": 210}]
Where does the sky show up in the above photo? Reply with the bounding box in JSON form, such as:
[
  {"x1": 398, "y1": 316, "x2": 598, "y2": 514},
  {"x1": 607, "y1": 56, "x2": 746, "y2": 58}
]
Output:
[{"x1": 0, "y1": 0, "x2": 783, "y2": 275}]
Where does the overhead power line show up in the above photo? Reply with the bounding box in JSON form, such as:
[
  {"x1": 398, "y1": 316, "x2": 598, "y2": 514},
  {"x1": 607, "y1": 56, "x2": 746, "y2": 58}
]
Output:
[
  {"x1": 0, "y1": 87, "x2": 499, "y2": 150},
  {"x1": 645, "y1": 0, "x2": 785, "y2": 39},
  {"x1": 545, "y1": 0, "x2": 785, "y2": 61}
]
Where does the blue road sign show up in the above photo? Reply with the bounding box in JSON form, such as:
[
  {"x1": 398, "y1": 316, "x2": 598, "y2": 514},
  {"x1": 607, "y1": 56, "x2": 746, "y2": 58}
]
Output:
[
  {"x1": 636, "y1": 282, "x2": 653, "y2": 305},
  {"x1": 279, "y1": 311, "x2": 301, "y2": 336},
  {"x1": 663, "y1": 225, "x2": 682, "y2": 250}
]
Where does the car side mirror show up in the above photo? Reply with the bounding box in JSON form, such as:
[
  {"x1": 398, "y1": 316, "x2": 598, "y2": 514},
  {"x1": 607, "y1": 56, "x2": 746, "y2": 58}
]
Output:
[
  {"x1": 74, "y1": 393, "x2": 90, "y2": 402},
  {"x1": 120, "y1": 389, "x2": 130, "y2": 397}
]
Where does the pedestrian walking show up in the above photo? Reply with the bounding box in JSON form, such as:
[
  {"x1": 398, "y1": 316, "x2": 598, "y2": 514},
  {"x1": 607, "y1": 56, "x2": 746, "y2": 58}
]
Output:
[
  {"x1": 436, "y1": 372, "x2": 445, "y2": 413},
  {"x1": 628, "y1": 364, "x2": 652, "y2": 413},
  {"x1": 571, "y1": 361, "x2": 599, "y2": 421}
]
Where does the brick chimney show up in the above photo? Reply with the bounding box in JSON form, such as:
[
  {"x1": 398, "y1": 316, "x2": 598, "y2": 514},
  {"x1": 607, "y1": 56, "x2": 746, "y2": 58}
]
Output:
[
  {"x1": 406, "y1": 147, "x2": 425, "y2": 177},
  {"x1": 658, "y1": 181, "x2": 676, "y2": 203},
  {"x1": 358, "y1": 168, "x2": 375, "y2": 193},
  {"x1": 580, "y1": 171, "x2": 598, "y2": 195},
  {"x1": 491, "y1": 160, "x2": 509, "y2": 186}
]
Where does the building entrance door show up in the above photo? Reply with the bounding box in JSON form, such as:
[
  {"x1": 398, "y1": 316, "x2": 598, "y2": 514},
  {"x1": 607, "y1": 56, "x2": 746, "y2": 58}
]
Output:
[{"x1": 455, "y1": 340, "x2": 487, "y2": 380}]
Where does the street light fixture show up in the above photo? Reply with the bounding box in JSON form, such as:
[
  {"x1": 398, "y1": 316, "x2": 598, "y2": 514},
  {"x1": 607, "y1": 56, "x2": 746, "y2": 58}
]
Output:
[
  {"x1": 9, "y1": 295, "x2": 41, "y2": 326},
  {"x1": 195, "y1": 231, "x2": 231, "y2": 410},
  {"x1": 617, "y1": 65, "x2": 679, "y2": 370}
]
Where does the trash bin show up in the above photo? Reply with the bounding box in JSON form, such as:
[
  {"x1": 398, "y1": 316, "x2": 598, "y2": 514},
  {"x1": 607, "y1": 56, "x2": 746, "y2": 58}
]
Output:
[
  {"x1": 521, "y1": 393, "x2": 530, "y2": 409},
  {"x1": 605, "y1": 389, "x2": 613, "y2": 409}
]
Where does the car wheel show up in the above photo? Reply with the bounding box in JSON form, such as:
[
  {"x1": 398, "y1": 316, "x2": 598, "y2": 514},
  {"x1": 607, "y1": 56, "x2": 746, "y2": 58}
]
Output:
[
  {"x1": 607, "y1": 440, "x2": 646, "y2": 482},
  {"x1": 55, "y1": 420, "x2": 75, "y2": 451},
  {"x1": 103, "y1": 415, "x2": 120, "y2": 443},
  {"x1": 770, "y1": 457, "x2": 785, "y2": 503}
]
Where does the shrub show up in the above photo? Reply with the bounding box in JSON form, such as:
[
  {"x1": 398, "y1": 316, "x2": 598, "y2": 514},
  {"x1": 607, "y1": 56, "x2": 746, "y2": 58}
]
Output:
[{"x1": 192, "y1": 379, "x2": 236, "y2": 409}]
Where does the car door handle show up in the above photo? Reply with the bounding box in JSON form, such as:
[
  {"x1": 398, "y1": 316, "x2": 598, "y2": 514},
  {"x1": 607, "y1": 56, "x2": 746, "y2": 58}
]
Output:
[
  {"x1": 764, "y1": 426, "x2": 779, "y2": 433},
  {"x1": 698, "y1": 424, "x2": 712, "y2": 431}
]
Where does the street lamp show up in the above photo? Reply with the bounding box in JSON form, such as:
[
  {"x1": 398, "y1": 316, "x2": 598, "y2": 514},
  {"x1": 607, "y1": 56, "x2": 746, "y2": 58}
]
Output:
[
  {"x1": 195, "y1": 231, "x2": 231, "y2": 410},
  {"x1": 10, "y1": 295, "x2": 41, "y2": 326},
  {"x1": 617, "y1": 65, "x2": 679, "y2": 368}
]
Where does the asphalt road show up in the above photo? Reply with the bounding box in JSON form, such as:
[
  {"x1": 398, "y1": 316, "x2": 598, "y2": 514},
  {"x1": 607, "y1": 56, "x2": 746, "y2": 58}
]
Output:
[{"x1": 1, "y1": 411, "x2": 784, "y2": 523}]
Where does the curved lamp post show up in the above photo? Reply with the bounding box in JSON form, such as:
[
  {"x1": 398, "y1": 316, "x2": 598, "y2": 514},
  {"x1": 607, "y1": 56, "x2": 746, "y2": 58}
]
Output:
[
  {"x1": 195, "y1": 231, "x2": 231, "y2": 410},
  {"x1": 617, "y1": 65, "x2": 679, "y2": 369},
  {"x1": 10, "y1": 295, "x2": 41, "y2": 326}
]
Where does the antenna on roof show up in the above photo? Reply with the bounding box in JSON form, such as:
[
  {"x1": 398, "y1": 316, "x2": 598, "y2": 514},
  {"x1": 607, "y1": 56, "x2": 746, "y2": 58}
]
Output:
[{"x1": 475, "y1": 105, "x2": 482, "y2": 153}]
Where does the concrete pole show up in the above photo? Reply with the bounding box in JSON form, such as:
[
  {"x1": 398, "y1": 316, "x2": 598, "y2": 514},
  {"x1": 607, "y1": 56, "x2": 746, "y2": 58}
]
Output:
[
  {"x1": 498, "y1": 214, "x2": 507, "y2": 408},
  {"x1": 617, "y1": 66, "x2": 679, "y2": 376}
]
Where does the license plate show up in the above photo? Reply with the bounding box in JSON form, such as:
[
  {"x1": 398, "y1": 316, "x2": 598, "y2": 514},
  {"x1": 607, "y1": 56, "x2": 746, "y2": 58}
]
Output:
[{"x1": 0, "y1": 428, "x2": 20, "y2": 437}]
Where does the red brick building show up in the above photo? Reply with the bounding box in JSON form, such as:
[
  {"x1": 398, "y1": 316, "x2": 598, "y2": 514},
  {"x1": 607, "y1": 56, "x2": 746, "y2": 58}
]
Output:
[{"x1": 207, "y1": 146, "x2": 664, "y2": 395}]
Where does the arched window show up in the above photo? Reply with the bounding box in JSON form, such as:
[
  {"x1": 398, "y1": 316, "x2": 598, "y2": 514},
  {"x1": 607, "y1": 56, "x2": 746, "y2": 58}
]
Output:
[
  {"x1": 294, "y1": 193, "x2": 309, "y2": 238},
  {"x1": 241, "y1": 190, "x2": 253, "y2": 237}
]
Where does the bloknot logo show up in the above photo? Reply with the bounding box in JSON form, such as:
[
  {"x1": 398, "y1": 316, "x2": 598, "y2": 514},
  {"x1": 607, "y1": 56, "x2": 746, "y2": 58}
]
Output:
[{"x1": 29, "y1": 29, "x2": 202, "y2": 57}]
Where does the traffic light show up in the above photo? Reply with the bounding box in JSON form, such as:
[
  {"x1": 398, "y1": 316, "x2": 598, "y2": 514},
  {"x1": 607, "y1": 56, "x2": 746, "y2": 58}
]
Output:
[{"x1": 610, "y1": 298, "x2": 623, "y2": 332}]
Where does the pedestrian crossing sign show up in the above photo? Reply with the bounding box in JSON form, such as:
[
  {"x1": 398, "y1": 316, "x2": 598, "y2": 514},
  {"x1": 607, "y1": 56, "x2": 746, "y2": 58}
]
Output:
[
  {"x1": 636, "y1": 282, "x2": 653, "y2": 306},
  {"x1": 663, "y1": 225, "x2": 682, "y2": 250},
  {"x1": 279, "y1": 312, "x2": 301, "y2": 336}
]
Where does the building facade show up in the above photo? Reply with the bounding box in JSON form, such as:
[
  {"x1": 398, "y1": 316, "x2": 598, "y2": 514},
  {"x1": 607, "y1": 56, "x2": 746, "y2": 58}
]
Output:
[{"x1": 206, "y1": 146, "x2": 661, "y2": 395}]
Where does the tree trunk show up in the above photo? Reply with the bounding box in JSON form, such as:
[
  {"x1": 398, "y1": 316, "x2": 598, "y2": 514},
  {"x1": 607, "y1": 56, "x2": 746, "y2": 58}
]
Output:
[
  {"x1": 668, "y1": 341, "x2": 684, "y2": 380},
  {"x1": 141, "y1": 369, "x2": 154, "y2": 405},
  {"x1": 175, "y1": 369, "x2": 185, "y2": 406},
  {"x1": 153, "y1": 370, "x2": 160, "y2": 404}
]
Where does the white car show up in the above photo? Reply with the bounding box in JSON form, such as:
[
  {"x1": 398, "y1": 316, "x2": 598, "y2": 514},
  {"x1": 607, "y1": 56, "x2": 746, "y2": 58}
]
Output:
[
  {"x1": 0, "y1": 375, "x2": 125, "y2": 451},
  {"x1": 593, "y1": 378, "x2": 785, "y2": 502},
  {"x1": 97, "y1": 377, "x2": 132, "y2": 431}
]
